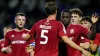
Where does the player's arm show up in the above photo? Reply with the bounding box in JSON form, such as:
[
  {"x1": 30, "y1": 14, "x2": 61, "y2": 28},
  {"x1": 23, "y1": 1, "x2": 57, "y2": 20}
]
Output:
[
  {"x1": 24, "y1": 34, "x2": 31, "y2": 40},
  {"x1": 58, "y1": 22, "x2": 91, "y2": 56},
  {"x1": 2, "y1": 33, "x2": 12, "y2": 54},
  {"x1": 26, "y1": 45, "x2": 35, "y2": 56},
  {"x1": 86, "y1": 24, "x2": 96, "y2": 40},
  {"x1": 80, "y1": 38, "x2": 90, "y2": 49},
  {"x1": 89, "y1": 43, "x2": 98, "y2": 52},
  {"x1": 30, "y1": 51, "x2": 34, "y2": 56},
  {"x1": 61, "y1": 36, "x2": 91, "y2": 56},
  {"x1": 24, "y1": 23, "x2": 37, "y2": 40},
  {"x1": 80, "y1": 42, "x2": 90, "y2": 49},
  {"x1": 26, "y1": 45, "x2": 34, "y2": 56},
  {"x1": 26, "y1": 40, "x2": 35, "y2": 56},
  {"x1": 86, "y1": 13, "x2": 99, "y2": 40},
  {"x1": 89, "y1": 35, "x2": 99, "y2": 52}
]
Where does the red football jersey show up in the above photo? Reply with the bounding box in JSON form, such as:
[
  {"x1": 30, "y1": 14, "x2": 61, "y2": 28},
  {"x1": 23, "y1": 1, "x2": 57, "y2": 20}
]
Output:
[
  {"x1": 28, "y1": 19, "x2": 66, "y2": 56},
  {"x1": 0, "y1": 39, "x2": 11, "y2": 56},
  {"x1": 72, "y1": 36, "x2": 90, "y2": 56},
  {"x1": 4, "y1": 29, "x2": 30, "y2": 56},
  {"x1": 66, "y1": 24, "x2": 88, "y2": 56},
  {"x1": 80, "y1": 36, "x2": 90, "y2": 43},
  {"x1": 93, "y1": 33, "x2": 100, "y2": 45}
]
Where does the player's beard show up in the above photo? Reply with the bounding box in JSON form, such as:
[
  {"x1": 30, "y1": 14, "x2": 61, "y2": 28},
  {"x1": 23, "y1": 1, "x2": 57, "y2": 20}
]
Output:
[{"x1": 16, "y1": 24, "x2": 24, "y2": 30}]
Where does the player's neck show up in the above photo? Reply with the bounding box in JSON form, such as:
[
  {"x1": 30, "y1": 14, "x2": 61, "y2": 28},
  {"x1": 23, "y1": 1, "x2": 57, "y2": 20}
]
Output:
[
  {"x1": 47, "y1": 14, "x2": 56, "y2": 20},
  {"x1": 71, "y1": 22, "x2": 79, "y2": 25},
  {"x1": 15, "y1": 28, "x2": 25, "y2": 32}
]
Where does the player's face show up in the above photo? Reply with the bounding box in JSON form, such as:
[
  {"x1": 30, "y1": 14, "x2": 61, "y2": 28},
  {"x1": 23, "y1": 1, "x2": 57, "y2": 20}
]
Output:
[
  {"x1": 15, "y1": 16, "x2": 26, "y2": 28},
  {"x1": 61, "y1": 12, "x2": 70, "y2": 25},
  {"x1": 71, "y1": 13, "x2": 81, "y2": 24},
  {"x1": 81, "y1": 20, "x2": 92, "y2": 29}
]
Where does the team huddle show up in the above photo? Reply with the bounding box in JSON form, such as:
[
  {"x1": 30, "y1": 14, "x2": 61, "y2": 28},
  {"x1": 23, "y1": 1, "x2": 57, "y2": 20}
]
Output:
[{"x1": 0, "y1": 2, "x2": 100, "y2": 56}]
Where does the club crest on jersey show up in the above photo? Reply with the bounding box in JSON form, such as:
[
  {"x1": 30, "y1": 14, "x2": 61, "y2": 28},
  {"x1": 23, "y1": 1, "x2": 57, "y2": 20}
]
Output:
[
  {"x1": 70, "y1": 29, "x2": 74, "y2": 34},
  {"x1": 22, "y1": 33, "x2": 27, "y2": 38}
]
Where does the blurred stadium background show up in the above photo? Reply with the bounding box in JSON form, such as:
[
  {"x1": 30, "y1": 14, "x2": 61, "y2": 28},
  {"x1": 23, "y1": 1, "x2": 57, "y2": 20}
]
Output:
[{"x1": 0, "y1": 0, "x2": 100, "y2": 39}]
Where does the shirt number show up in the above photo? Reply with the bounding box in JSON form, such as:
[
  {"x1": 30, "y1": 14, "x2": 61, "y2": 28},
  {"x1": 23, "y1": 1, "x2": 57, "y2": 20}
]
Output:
[{"x1": 40, "y1": 30, "x2": 48, "y2": 44}]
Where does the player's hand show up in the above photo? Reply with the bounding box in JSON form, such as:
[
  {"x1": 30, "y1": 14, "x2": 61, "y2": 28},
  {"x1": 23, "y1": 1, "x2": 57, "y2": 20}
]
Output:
[
  {"x1": 82, "y1": 50, "x2": 92, "y2": 56},
  {"x1": 2, "y1": 46, "x2": 12, "y2": 54},
  {"x1": 90, "y1": 40, "x2": 93, "y2": 44},
  {"x1": 26, "y1": 45, "x2": 34, "y2": 53},
  {"x1": 91, "y1": 13, "x2": 99, "y2": 24}
]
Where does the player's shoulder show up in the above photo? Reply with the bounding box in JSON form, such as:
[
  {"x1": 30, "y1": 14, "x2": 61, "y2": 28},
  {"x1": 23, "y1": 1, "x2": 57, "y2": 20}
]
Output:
[
  {"x1": 24, "y1": 29, "x2": 30, "y2": 32},
  {"x1": 0, "y1": 38, "x2": 4, "y2": 42},
  {"x1": 57, "y1": 21, "x2": 63, "y2": 24},
  {"x1": 96, "y1": 33, "x2": 100, "y2": 37},
  {"x1": 6, "y1": 29, "x2": 15, "y2": 34},
  {"x1": 39, "y1": 19, "x2": 46, "y2": 22},
  {"x1": 77, "y1": 24, "x2": 86, "y2": 28},
  {"x1": 37, "y1": 19, "x2": 46, "y2": 23},
  {"x1": 35, "y1": 19, "x2": 46, "y2": 25}
]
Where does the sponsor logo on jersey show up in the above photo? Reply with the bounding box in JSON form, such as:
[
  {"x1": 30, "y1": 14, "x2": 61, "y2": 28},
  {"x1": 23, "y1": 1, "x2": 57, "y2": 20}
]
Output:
[{"x1": 11, "y1": 40, "x2": 26, "y2": 44}]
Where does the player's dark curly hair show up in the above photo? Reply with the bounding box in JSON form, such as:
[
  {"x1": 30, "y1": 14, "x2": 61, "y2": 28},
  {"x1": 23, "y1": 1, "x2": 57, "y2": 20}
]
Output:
[
  {"x1": 45, "y1": 2, "x2": 57, "y2": 16},
  {"x1": 81, "y1": 16, "x2": 92, "y2": 23}
]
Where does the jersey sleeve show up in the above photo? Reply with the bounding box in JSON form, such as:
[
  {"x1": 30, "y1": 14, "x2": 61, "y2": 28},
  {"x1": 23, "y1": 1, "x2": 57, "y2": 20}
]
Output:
[
  {"x1": 93, "y1": 34, "x2": 100, "y2": 45},
  {"x1": 84, "y1": 38, "x2": 90, "y2": 42},
  {"x1": 0, "y1": 42, "x2": 2, "y2": 50},
  {"x1": 58, "y1": 22, "x2": 67, "y2": 37},
  {"x1": 80, "y1": 25, "x2": 89, "y2": 37},
  {"x1": 28, "y1": 22, "x2": 37, "y2": 36},
  {"x1": 4, "y1": 33, "x2": 10, "y2": 47}
]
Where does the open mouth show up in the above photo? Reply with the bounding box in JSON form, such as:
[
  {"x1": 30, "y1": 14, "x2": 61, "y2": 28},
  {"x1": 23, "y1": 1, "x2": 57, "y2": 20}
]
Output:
[{"x1": 20, "y1": 24, "x2": 22, "y2": 25}]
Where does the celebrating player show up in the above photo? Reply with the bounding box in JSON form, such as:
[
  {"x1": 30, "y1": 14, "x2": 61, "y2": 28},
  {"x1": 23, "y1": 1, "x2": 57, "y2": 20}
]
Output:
[
  {"x1": 80, "y1": 16, "x2": 93, "y2": 56},
  {"x1": 24, "y1": 2, "x2": 91, "y2": 56},
  {"x1": 80, "y1": 16, "x2": 92, "y2": 49},
  {"x1": 59, "y1": 9, "x2": 71, "y2": 56},
  {"x1": 89, "y1": 13, "x2": 100, "y2": 56},
  {"x1": 66, "y1": 8, "x2": 97, "y2": 56},
  {"x1": 60, "y1": 9, "x2": 71, "y2": 28},
  {"x1": 2, "y1": 13, "x2": 33, "y2": 56}
]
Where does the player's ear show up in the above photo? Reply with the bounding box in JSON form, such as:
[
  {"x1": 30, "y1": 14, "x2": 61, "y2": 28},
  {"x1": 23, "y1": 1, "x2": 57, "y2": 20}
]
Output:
[{"x1": 14, "y1": 18, "x2": 16, "y2": 24}]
